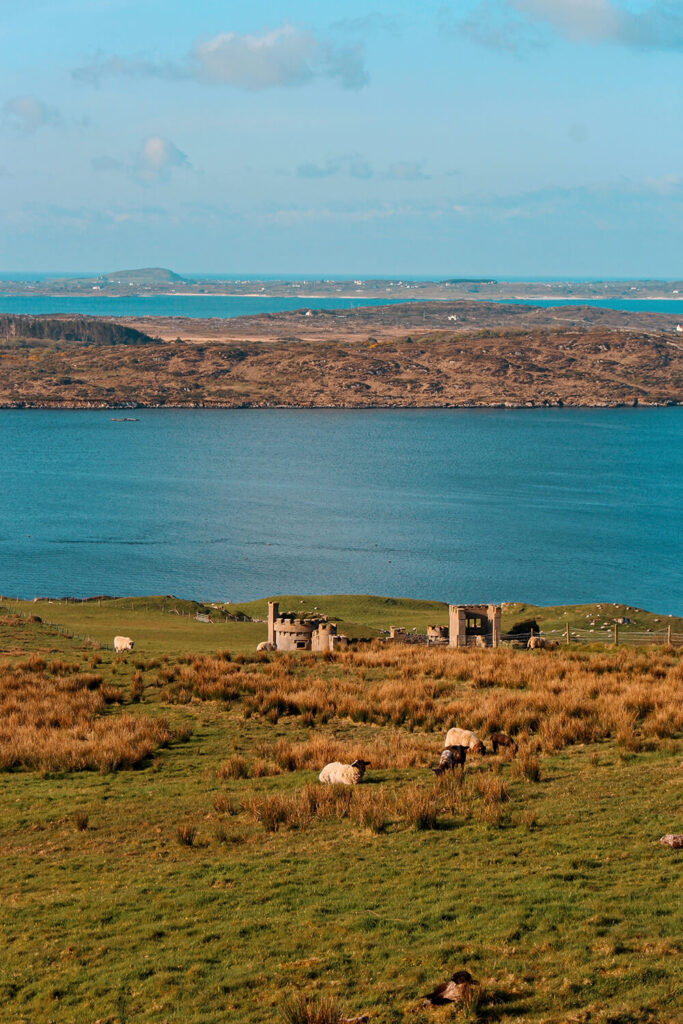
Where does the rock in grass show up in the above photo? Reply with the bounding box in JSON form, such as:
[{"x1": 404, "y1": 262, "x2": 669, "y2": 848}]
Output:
[{"x1": 659, "y1": 834, "x2": 683, "y2": 849}]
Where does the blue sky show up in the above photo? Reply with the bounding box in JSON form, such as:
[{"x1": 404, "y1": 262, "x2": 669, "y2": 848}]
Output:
[{"x1": 0, "y1": 0, "x2": 681, "y2": 276}]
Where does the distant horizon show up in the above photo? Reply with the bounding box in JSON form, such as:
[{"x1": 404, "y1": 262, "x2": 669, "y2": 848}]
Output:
[{"x1": 2, "y1": 270, "x2": 683, "y2": 284}]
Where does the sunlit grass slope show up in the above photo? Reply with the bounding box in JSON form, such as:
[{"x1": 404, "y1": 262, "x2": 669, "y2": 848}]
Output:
[{"x1": 0, "y1": 605, "x2": 680, "y2": 1023}]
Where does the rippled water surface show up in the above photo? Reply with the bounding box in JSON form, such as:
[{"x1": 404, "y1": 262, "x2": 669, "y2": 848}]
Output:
[{"x1": 1, "y1": 408, "x2": 681, "y2": 612}]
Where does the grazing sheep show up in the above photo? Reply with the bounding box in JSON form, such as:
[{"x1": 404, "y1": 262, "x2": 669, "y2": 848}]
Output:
[
  {"x1": 113, "y1": 635, "x2": 134, "y2": 653},
  {"x1": 444, "y1": 727, "x2": 486, "y2": 756},
  {"x1": 256, "y1": 641, "x2": 276, "y2": 652},
  {"x1": 432, "y1": 745, "x2": 467, "y2": 775},
  {"x1": 490, "y1": 732, "x2": 518, "y2": 755},
  {"x1": 319, "y1": 759, "x2": 370, "y2": 785},
  {"x1": 527, "y1": 635, "x2": 546, "y2": 649},
  {"x1": 424, "y1": 970, "x2": 477, "y2": 1005}
]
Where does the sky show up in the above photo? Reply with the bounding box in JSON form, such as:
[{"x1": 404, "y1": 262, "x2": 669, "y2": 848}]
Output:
[{"x1": 0, "y1": 0, "x2": 681, "y2": 277}]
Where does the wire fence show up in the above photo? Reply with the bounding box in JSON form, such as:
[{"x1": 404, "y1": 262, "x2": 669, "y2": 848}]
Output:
[
  {"x1": 0, "y1": 603, "x2": 104, "y2": 649},
  {"x1": 502, "y1": 627, "x2": 683, "y2": 648}
]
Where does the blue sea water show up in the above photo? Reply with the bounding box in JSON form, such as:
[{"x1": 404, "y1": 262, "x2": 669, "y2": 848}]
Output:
[
  {"x1": 0, "y1": 408, "x2": 681, "y2": 612},
  {"x1": 1, "y1": 294, "x2": 683, "y2": 318},
  {"x1": 0, "y1": 295, "x2": 408, "y2": 318},
  {"x1": 502, "y1": 298, "x2": 683, "y2": 315}
]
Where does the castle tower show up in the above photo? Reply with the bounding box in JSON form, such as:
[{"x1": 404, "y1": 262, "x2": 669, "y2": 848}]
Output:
[{"x1": 267, "y1": 601, "x2": 279, "y2": 646}]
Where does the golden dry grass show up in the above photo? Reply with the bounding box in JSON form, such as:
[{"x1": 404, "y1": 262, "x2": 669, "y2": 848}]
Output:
[
  {"x1": 162, "y1": 645, "x2": 683, "y2": 758},
  {"x1": 240, "y1": 769, "x2": 518, "y2": 835},
  {"x1": 0, "y1": 657, "x2": 185, "y2": 771}
]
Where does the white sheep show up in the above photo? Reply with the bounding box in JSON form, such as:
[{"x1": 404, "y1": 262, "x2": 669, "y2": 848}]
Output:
[
  {"x1": 444, "y1": 727, "x2": 486, "y2": 755},
  {"x1": 318, "y1": 759, "x2": 370, "y2": 785},
  {"x1": 113, "y1": 635, "x2": 134, "y2": 653}
]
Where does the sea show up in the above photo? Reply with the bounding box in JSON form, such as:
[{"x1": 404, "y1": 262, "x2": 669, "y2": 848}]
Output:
[
  {"x1": 1, "y1": 408, "x2": 681, "y2": 613},
  {"x1": 1, "y1": 294, "x2": 683, "y2": 318},
  {"x1": 0, "y1": 292, "x2": 681, "y2": 612}
]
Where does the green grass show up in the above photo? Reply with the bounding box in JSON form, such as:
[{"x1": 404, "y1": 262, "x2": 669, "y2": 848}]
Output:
[
  {"x1": 3, "y1": 594, "x2": 680, "y2": 658},
  {"x1": 0, "y1": 603, "x2": 680, "y2": 1024}
]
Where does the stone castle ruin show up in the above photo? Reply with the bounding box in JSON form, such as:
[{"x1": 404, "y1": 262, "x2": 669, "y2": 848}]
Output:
[
  {"x1": 265, "y1": 601, "x2": 350, "y2": 652},
  {"x1": 258, "y1": 600, "x2": 501, "y2": 652},
  {"x1": 404, "y1": 604, "x2": 502, "y2": 648},
  {"x1": 447, "y1": 604, "x2": 501, "y2": 648}
]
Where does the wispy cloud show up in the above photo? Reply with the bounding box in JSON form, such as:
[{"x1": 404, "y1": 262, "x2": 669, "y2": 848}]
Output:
[
  {"x1": 440, "y1": 2, "x2": 545, "y2": 54},
  {"x1": 1, "y1": 95, "x2": 61, "y2": 133},
  {"x1": 446, "y1": 0, "x2": 683, "y2": 51},
  {"x1": 295, "y1": 157, "x2": 433, "y2": 182},
  {"x1": 92, "y1": 135, "x2": 190, "y2": 182},
  {"x1": 296, "y1": 154, "x2": 374, "y2": 179},
  {"x1": 74, "y1": 25, "x2": 369, "y2": 90},
  {"x1": 512, "y1": 0, "x2": 683, "y2": 47},
  {"x1": 384, "y1": 161, "x2": 430, "y2": 181},
  {"x1": 296, "y1": 158, "x2": 345, "y2": 179},
  {"x1": 331, "y1": 13, "x2": 401, "y2": 37}
]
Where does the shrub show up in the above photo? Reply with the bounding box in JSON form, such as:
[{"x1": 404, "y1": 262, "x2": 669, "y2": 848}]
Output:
[
  {"x1": 218, "y1": 755, "x2": 250, "y2": 779},
  {"x1": 213, "y1": 793, "x2": 237, "y2": 815},
  {"x1": 73, "y1": 810, "x2": 89, "y2": 831},
  {"x1": 512, "y1": 751, "x2": 541, "y2": 783},
  {"x1": 396, "y1": 783, "x2": 438, "y2": 831},
  {"x1": 176, "y1": 823, "x2": 197, "y2": 847},
  {"x1": 252, "y1": 758, "x2": 281, "y2": 778},
  {"x1": 130, "y1": 672, "x2": 144, "y2": 702},
  {"x1": 350, "y1": 788, "x2": 389, "y2": 834},
  {"x1": 249, "y1": 794, "x2": 290, "y2": 832}
]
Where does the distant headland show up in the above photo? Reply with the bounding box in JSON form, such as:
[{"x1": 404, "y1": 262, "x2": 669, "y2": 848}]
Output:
[{"x1": 3, "y1": 267, "x2": 683, "y2": 303}]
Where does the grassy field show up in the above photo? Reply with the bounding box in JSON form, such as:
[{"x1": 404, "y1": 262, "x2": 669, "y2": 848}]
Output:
[
  {"x1": 3, "y1": 594, "x2": 681, "y2": 656},
  {"x1": 0, "y1": 598, "x2": 680, "y2": 1024}
]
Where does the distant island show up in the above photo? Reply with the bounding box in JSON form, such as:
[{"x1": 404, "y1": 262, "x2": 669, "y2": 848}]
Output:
[
  {"x1": 0, "y1": 300, "x2": 681, "y2": 409},
  {"x1": 3, "y1": 267, "x2": 683, "y2": 302}
]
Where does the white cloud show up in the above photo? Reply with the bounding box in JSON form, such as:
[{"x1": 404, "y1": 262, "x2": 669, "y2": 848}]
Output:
[
  {"x1": 450, "y1": 0, "x2": 683, "y2": 50},
  {"x1": 74, "y1": 25, "x2": 369, "y2": 90},
  {"x1": 137, "y1": 135, "x2": 189, "y2": 180},
  {"x1": 510, "y1": 0, "x2": 622, "y2": 41},
  {"x1": 2, "y1": 95, "x2": 60, "y2": 133},
  {"x1": 92, "y1": 135, "x2": 190, "y2": 182}
]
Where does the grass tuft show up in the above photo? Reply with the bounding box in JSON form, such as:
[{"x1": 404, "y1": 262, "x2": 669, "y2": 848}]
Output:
[
  {"x1": 281, "y1": 993, "x2": 342, "y2": 1024},
  {"x1": 73, "y1": 810, "x2": 89, "y2": 831},
  {"x1": 176, "y1": 823, "x2": 198, "y2": 847}
]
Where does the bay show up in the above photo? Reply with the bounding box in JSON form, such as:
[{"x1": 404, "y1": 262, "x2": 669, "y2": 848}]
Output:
[
  {"x1": 1, "y1": 294, "x2": 683, "y2": 318},
  {"x1": 0, "y1": 295, "x2": 408, "y2": 318},
  {"x1": 0, "y1": 408, "x2": 680, "y2": 613}
]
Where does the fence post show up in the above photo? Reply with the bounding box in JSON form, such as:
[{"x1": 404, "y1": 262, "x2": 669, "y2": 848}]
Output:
[
  {"x1": 667, "y1": 624, "x2": 672, "y2": 645},
  {"x1": 614, "y1": 623, "x2": 619, "y2": 646},
  {"x1": 566, "y1": 623, "x2": 570, "y2": 646}
]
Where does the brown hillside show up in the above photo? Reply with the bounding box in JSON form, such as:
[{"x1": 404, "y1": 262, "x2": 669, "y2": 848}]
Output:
[{"x1": 0, "y1": 303, "x2": 681, "y2": 408}]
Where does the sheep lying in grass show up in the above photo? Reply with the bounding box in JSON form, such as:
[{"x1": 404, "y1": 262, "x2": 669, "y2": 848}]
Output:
[
  {"x1": 490, "y1": 732, "x2": 518, "y2": 755},
  {"x1": 445, "y1": 727, "x2": 486, "y2": 756},
  {"x1": 319, "y1": 759, "x2": 370, "y2": 785},
  {"x1": 432, "y1": 745, "x2": 467, "y2": 776}
]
